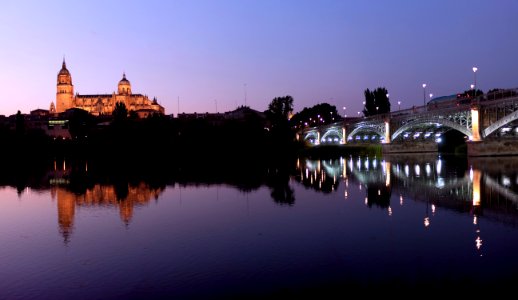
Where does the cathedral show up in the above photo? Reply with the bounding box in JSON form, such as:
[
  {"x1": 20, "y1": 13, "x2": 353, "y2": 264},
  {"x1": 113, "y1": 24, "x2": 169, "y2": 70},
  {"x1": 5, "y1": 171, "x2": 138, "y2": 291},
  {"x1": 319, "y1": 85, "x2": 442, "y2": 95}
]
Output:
[{"x1": 53, "y1": 60, "x2": 164, "y2": 116}]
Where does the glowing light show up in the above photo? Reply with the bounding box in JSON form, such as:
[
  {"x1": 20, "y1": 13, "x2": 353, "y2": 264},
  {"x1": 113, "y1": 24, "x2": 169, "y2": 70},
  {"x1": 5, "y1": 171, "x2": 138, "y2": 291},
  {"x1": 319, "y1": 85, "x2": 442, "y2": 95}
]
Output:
[
  {"x1": 424, "y1": 217, "x2": 430, "y2": 228},
  {"x1": 476, "y1": 236, "x2": 482, "y2": 250},
  {"x1": 472, "y1": 170, "x2": 481, "y2": 206},
  {"x1": 404, "y1": 165, "x2": 410, "y2": 177},
  {"x1": 365, "y1": 197, "x2": 368, "y2": 205},
  {"x1": 436, "y1": 159, "x2": 442, "y2": 174},
  {"x1": 436, "y1": 178, "x2": 445, "y2": 188},
  {"x1": 473, "y1": 215, "x2": 478, "y2": 225},
  {"x1": 471, "y1": 108, "x2": 481, "y2": 141},
  {"x1": 425, "y1": 164, "x2": 431, "y2": 176},
  {"x1": 431, "y1": 204, "x2": 436, "y2": 215},
  {"x1": 399, "y1": 195, "x2": 403, "y2": 206},
  {"x1": 388, "y1": 206, "x2": 392, "y2": 216},
  {"x1": 502, "y1": 176, "x2": 511, "y2": 186},
  {"x1": 414, "y1": 165, "x2": 421, "y2": 176},
  {"x1": 385, "y1": 161, "x2": 391, "y2": 187},
  {"x1": 384, "y1": 121, "x2": 390, "y2": 143},
  {"x1": 344, "y1": 190, "x2": 348, "y2": 199}
]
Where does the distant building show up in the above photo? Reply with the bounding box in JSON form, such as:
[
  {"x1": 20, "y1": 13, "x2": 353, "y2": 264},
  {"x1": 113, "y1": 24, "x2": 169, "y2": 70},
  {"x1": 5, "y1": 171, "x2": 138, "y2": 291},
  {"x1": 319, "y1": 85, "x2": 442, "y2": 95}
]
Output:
[{"x1": 53, "y1": 60, "x2": 164, "y2": 116}]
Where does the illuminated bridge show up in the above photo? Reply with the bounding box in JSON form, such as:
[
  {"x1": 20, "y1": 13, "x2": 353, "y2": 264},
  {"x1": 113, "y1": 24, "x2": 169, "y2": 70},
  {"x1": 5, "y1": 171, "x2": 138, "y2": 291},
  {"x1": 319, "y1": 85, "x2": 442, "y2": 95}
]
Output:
[{"x1": 298, "y1": 88, "x2": 518, "y2": 156}]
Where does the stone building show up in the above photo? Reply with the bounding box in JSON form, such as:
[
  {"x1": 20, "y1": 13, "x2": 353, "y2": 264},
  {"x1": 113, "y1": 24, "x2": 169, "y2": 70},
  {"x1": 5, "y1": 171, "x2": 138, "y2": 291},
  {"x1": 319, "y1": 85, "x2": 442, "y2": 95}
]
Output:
[{"x1": 53, "y1": 60, "x2": 164, "y2": 115}]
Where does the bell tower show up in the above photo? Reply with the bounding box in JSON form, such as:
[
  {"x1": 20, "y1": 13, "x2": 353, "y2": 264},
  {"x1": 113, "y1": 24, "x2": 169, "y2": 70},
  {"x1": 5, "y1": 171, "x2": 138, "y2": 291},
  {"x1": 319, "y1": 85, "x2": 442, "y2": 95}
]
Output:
[{"x1": 56, "y1": 59, "x2": 74, "y2": 113}]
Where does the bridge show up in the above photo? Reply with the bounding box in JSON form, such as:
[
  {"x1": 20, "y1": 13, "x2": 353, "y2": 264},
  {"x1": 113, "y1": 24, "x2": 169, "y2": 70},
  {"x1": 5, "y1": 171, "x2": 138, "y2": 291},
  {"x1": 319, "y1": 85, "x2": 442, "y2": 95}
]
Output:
[{"x1": 298, "y1": 88, "x2": 518, "y2": 156}]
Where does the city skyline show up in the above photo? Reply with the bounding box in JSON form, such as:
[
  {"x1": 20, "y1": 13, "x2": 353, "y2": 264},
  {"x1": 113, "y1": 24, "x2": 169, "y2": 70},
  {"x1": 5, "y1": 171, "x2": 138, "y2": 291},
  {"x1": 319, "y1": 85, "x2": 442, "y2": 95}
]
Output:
[{"x1": 1, "y1": 0, "x2": 518, "y2": 116}]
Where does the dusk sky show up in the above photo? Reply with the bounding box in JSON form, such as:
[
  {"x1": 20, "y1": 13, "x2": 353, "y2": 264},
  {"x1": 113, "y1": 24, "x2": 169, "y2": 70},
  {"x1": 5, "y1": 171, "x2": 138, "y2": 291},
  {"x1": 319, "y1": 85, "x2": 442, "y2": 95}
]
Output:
[{"x1": 1, "y1": 0, "x2": 517, "y2": 117}]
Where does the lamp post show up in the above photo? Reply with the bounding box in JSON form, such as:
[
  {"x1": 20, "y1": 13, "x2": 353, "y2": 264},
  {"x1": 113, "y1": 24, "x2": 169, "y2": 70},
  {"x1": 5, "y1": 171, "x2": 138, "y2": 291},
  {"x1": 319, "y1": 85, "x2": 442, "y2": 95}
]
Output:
[
  {"x1": 429, "y1": 93, "x2": 433, "y2": 100},
  {"x1": 398, "y1": 101, "x2": 401, "y2": 111},
  {"x1": 422, "y1": 83, "x2": 427, "y2": 106},
  {"x1": 472, "y1": 67, "x2": 478, "y2": 91},
  {"x1": 343, "y1": 106, "x2": 346, "y2": 118}
]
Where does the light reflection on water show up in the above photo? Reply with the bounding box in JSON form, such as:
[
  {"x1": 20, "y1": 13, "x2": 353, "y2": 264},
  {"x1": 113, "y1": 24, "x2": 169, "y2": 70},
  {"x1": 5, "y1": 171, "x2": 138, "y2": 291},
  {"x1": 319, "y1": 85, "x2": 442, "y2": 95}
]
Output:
[{"x1": 1, "y1": 154, "x2": 518, "y2": 298}]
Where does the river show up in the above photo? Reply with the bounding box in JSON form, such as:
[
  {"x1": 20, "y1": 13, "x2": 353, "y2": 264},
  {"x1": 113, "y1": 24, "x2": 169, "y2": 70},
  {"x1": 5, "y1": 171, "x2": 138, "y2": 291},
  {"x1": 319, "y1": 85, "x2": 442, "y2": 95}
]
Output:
[{"x1": 1, "y1": 154, "x2": 518, "y2": 298}]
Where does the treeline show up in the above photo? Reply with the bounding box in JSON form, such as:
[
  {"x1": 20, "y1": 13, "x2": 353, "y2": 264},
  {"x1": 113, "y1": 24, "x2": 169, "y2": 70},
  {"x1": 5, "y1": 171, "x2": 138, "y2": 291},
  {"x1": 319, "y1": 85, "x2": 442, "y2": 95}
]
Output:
[{"x1": 3, "y1": 109, "x2": 302, "y2": 162}]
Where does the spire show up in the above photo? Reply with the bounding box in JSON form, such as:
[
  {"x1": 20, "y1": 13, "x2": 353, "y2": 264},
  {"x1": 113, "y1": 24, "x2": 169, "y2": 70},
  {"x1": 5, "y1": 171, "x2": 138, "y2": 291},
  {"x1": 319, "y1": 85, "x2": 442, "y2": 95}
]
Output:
[
  {"x1": 62, "y1": 56, "x2": 66, "y2": 69},
  {"x1": 122, "y1": 72, "x2": 126, "y2": 80}
]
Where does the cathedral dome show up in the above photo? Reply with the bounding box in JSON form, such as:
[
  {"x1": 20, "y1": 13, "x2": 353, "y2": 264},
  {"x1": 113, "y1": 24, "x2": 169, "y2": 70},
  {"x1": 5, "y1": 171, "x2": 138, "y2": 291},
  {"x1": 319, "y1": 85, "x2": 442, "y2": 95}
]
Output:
[
  {"x1": 118, "y1": 73, "x2": 132, "y2": 95},
  {"x1": 119, "y1": 73, "x2": 131, "y2": 86}
]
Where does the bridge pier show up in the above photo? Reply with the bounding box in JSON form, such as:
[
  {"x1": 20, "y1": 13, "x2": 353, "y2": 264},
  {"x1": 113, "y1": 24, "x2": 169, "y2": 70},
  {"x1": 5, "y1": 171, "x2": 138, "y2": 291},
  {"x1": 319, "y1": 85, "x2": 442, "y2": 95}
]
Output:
[
  {"x1": 467, "y1": 139, "x2": 518, "y2": 156},
  {"x1": 382, "y1": 141, "x2": 438, "y2": 154}
]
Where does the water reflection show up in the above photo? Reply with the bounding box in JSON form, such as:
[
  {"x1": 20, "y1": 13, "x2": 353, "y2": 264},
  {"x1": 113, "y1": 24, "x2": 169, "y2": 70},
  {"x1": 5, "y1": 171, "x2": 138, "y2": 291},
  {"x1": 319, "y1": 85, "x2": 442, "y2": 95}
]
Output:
[
  {"x1": 5, "y1": 154, "x2": 518, "y2": 254},
  {"x1": 54, "y1": 183, "x2": 164, "y2": 243},
  {"x1": 0, "y1": 157, "x2": 298, "y2": 242},
  {"x1": 5, "y1": 155, "x2": 518, "y2": 296},
  {"x1": 294, "y1": 154, "x2": 518, "y2": 254}
]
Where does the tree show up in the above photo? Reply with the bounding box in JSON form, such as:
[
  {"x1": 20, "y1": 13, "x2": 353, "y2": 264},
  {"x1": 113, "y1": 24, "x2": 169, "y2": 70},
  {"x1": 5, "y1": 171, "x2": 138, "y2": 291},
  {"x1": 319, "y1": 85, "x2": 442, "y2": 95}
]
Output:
[
  {"x1": 112, "y1": 102, "x2": 128, "y2": 123},
  {"x1": 363, "y1": 87, "x2": 390, "y2": 116},
  {"x1": 457, "y1": 89, "x2": 483, "y2": 100},
  {"x1": 266, "y1": 95, "x2": 295, "y2": 149},
  {"x1": 290, "y1": 103, "x2": 341, "y2": 129},
  {"x1": 68, "y1": 108, "x2": 94, "y2": 139},
  {"x1": 267, "y1": 95, "x2": 294, "y2": 125}
]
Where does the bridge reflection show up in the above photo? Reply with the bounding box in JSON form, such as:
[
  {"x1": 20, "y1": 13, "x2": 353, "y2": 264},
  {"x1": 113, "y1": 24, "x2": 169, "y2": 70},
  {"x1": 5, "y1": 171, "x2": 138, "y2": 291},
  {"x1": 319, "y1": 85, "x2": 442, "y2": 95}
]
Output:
[
  {"x1": 295, "y1": 154, "x2": 518, "y2": 225},
  {"x1": 295, "y1": 154, "x2": 518, "y2": 255}
]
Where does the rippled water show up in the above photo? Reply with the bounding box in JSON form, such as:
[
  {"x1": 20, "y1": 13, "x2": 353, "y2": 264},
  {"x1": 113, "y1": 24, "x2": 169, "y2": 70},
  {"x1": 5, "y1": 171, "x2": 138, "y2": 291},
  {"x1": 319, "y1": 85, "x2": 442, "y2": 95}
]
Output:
[{"x1": 1, "y1": 154, "x2": 518, "y2": 298}]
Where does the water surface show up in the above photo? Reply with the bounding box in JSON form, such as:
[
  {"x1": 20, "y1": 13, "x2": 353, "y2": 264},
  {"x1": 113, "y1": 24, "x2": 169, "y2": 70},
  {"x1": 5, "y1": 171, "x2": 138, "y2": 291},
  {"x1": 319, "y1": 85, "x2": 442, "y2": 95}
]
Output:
[{"x1": 1, "y1": 154, "x2": 518, "y2": 298}]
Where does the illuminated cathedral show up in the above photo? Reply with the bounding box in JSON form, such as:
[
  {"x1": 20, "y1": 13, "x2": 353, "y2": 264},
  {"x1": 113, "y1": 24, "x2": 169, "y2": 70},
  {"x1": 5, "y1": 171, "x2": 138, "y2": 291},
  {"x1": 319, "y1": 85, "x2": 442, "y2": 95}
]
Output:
[{"x1": 53, "y1": 60, "x2": 164, "y2": 115}]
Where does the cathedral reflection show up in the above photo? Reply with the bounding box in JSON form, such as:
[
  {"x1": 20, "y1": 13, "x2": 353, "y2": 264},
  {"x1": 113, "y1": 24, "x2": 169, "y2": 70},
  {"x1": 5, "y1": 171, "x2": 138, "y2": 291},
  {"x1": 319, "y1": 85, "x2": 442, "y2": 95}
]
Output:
[
  {"x1": 48, "y1": 159, "x2": 165, "y2": 243},
  {"x1": 52, "y1": 183, "x2": 164, "y2": 243}
]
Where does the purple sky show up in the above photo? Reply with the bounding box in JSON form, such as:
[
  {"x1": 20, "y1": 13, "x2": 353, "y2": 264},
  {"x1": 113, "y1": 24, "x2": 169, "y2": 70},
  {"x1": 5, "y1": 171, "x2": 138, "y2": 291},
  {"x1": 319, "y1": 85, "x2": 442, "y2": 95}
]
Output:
[{"x1": 1, "y1": 0, "x2": 517, "y2": 117}]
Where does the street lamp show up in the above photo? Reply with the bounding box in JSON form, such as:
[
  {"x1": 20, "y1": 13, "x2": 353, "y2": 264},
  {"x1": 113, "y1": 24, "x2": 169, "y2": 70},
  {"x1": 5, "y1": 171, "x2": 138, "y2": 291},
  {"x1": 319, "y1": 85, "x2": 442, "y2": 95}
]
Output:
[
  {"x1": 398, "y1": 101, "x2": 401, "y2": 110},
  {"x1": 429, "y1": 93, "x2": 433, "y2": 100},
  {"x1": 422, "y1": 83, "x2": 427, "y2": 106},
  {"x1": 343, "y1": 106, "x2": 346, "y2": 117}
]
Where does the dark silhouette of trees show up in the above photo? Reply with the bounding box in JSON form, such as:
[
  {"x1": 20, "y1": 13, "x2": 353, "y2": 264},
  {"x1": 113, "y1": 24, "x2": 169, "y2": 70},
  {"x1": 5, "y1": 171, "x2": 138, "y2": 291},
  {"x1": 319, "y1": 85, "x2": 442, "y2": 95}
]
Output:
[
  {"x1": 363, "y1": 87, "x2": 390, "y2": 116},
  {"x1": 67, "y1": 108, "x2": 94, "y2": 140},
  {"x1": 265, "y1": 95, "x2": 295, "y2": 149},
  {"x1": 112, "y1": 102, "x2": 128, "y2": 123},
  {"x1": 457, "y1": 89, "x2": 483, "y2": 100},
  {"x1": 290, "y1": 103, "x2": 342, "y2": 129},
  {"x1": 266, "y1": 95, "x2": 293, "y2": 126}
]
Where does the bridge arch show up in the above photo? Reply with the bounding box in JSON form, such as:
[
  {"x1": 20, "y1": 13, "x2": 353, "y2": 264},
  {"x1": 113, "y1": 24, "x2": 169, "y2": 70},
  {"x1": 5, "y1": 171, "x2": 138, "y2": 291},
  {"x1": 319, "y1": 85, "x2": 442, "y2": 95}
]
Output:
[
  {"x1": 347, "y1": 125, "x2": 384, "y2": 141},
  {"x1": 321, "y1": 127, "x2": 344, "y2": 143},
  {"x1": 391, "y1": 118, "x2": 472, "y2": 141},
  {"x1": 303, "y1": 131, "x2": 319, "y2": 142},
  {"x1": 482, "y1": 110, "x2": 518, "y2": 138}
]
